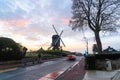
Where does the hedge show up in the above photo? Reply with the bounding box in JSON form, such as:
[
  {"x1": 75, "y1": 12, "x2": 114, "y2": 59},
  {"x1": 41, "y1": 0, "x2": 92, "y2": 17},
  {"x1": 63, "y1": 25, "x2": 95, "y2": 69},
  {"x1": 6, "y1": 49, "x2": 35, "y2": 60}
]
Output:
[{"x1": 85, "y1": 53, "x2": 120, "y2": 70}]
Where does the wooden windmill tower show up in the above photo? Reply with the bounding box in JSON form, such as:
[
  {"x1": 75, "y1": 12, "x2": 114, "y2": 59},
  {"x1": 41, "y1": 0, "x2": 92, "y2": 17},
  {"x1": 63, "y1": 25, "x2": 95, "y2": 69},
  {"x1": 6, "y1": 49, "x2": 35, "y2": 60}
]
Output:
[{"x1": 48, "y1": 25, "x2": 66, "y2": 50}]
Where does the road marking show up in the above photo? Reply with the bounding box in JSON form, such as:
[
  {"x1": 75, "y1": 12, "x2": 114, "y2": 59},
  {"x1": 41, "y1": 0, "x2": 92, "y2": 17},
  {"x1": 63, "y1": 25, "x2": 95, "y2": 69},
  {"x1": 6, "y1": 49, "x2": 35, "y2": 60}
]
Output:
[
  {"x1": 39, "y1": 71, "x2": 63, "y2": 80},
  {"x1": 0, "y1": 68, "x2": 17, "y2": 73}
]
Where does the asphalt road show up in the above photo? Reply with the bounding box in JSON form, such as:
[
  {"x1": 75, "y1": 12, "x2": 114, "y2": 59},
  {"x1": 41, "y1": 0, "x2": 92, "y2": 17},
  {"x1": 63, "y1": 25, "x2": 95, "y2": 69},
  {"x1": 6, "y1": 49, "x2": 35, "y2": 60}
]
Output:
[{"x1": 0, "y1": 56, "x2": 82, "y2": 80}]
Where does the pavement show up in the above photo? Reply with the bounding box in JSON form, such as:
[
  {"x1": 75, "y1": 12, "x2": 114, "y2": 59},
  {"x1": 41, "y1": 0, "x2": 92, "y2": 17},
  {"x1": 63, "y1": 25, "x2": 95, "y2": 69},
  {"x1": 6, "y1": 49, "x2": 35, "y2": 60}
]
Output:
[
  {"x1": 55, "y1": 57, "x2": 86, "y2": 80},
  {"x1": 54, "y1": 57, "x2": 120, "y2": 80},
  {"x1": 1, "y1": 57, "x2": 120, "y2": 80},
  {"x1": 83, "y1": 70, "x2": 120, "y2": 80},
  {"x1": 38, "y1": 57, "x2": 86, "y2": 80},
  {"x1": 49, "y1": 57, "x2": 119, "y2": 80}
]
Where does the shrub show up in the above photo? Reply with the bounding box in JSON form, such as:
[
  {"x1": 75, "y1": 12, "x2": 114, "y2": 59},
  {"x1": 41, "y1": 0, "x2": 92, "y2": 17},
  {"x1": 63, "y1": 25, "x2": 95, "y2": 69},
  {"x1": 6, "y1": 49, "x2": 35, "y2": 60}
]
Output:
[
  {"x1": 95, "y1": 53, "x2": 120, "y2": 60},
  {"x1": 85, "y1": 53, "x2": 120, "y2": 70},
  {"x1": 0, "y1": 37, "x2": 24, "y2": 61},
  {"x1": 85, "y1": 54, "x2": 96, "y2": 70}
]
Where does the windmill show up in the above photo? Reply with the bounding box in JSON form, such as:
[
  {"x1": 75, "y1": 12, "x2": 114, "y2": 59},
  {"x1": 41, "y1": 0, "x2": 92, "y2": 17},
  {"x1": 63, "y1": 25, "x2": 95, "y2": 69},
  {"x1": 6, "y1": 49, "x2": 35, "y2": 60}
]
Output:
[{"x1": 48, "y1": 25, "x2": 66, "y2": 50}]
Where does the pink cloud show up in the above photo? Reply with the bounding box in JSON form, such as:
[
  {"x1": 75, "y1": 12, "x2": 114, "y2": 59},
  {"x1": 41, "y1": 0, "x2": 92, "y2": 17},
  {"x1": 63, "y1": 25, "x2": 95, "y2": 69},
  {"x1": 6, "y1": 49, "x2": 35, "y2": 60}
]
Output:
[
  {"x1": 26, "y1": 36, "x2": 40, "y2": 41},
  {"x1": 12, "y1": 30, "x2": 24, "y2": 35},
  {"x1": 15, "y1": 19, "x2": 29, "y2": 27},
  {"x1": 0, "y1": 19, "x2": 29, "y2": 28},
  {"x1": 51, "y1": 17, "x2": 70, "y2": 26},
  {"x1": 60, "y1": 17, "x2": 70, "y2": 25}
]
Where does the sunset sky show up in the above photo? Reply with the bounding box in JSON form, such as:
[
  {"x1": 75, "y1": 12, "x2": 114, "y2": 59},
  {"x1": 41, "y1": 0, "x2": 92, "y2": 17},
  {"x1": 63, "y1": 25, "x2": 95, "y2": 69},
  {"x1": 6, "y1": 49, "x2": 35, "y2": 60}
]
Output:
[{"x1": 0, "y1": 0, "x2": 120, "y2": 53}]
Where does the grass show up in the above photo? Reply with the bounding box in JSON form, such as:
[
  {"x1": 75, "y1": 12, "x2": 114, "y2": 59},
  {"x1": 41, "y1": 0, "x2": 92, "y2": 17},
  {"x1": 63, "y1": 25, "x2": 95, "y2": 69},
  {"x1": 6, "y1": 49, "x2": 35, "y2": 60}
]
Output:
[
  {"x1": 25, "y1": 51, "x2": 62, "y2": 59},
  {"x1": 25, "y1": 52, "x2": 38, "y2": 58}
]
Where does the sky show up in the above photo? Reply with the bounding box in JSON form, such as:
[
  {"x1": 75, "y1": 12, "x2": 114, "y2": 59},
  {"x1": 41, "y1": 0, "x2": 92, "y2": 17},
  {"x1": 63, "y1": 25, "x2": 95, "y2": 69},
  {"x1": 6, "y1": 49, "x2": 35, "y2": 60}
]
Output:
[{"x1": 0, "y1": 0, "x2": 120, "y2": 53}]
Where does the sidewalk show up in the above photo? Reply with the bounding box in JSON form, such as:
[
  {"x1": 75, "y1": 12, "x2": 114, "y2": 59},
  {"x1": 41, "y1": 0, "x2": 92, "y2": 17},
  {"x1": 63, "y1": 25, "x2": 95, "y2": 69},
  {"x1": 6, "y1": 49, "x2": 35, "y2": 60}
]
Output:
[
  {"x1": 55, "y1": 57, "x2": 120, "y2": 80},
  {"x1": 83, "y1": 70, "x2": 120, "y2": 80},
  {"x1": 55, "y1": 58, "x2": 86, "y2": 80},
  {"x1": 1, "y1": 57, "x2": 119, "y2": 80}
]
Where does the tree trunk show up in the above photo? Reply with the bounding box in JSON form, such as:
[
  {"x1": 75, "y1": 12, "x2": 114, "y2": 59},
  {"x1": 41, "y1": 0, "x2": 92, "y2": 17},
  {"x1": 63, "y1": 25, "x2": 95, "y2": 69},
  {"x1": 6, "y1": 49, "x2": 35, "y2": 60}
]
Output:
[{"x1": 94, "y1": 31, "x2": 102, "y2": 54}]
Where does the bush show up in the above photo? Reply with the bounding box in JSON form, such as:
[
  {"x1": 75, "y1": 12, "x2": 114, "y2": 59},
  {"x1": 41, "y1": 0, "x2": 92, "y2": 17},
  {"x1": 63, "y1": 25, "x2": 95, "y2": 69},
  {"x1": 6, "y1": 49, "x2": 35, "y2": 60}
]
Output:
[
  {"x1": 95, "y1": 53, "x2": 120, "y2": 60},
  {"x1": 85, "y1": 54, "x2": 96, "y2": 70},
  {"x1": 85, "y1": 53, "x2": 120, "y2": 70},
  {"x1": 0, "y1": 37, "x2": 23, "y2": 61}
]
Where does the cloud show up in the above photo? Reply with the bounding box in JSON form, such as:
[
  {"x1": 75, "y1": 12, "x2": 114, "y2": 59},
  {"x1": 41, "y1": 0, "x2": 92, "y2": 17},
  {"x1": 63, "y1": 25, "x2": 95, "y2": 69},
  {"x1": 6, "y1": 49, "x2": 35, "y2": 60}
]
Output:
[
  {"x1": 61, "y1": 17, "x2": 70, "y2": 25},
  {"x1": 0, "y1": 0, "x2": 76, "y2": 49},
  {"x1": 0, "y1": 19, "x2": 29, "y2": 27},
  {"x1": 0, "y1": 0, "x2": 119, "y2": 52}
]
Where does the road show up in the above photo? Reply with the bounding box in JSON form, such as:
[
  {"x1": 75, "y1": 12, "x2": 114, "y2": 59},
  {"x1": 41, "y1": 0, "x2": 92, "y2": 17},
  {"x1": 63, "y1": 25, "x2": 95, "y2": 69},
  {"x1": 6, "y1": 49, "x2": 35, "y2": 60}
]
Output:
[{"x1": 0, "y1": 56, "x2": 82, "y2": 80}]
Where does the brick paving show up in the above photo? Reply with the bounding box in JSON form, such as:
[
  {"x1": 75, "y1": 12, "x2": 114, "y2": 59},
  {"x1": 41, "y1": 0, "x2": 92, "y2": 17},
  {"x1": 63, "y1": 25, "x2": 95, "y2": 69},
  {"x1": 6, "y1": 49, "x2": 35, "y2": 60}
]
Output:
[
  {"x1": 39, "y1": 71, "x2": 63, "y2": 80},
  {"x1": 55, "y1": 58, "x2": 86, "y2": 80}
]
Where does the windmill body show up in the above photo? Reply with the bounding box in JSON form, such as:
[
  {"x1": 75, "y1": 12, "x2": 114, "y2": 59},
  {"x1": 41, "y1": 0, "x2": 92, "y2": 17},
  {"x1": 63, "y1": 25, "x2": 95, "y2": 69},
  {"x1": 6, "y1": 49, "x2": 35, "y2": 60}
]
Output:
[
  {"x1": 52, "y1": 35, "x2": 60, "y2": 50},
  {"x1": 48, "y1": 25, "x2": 65, "y2": 50}
]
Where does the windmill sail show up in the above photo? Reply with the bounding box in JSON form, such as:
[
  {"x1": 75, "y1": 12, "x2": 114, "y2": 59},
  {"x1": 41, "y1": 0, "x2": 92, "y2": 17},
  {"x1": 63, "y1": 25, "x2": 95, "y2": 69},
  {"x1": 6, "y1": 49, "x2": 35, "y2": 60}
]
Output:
[{"x1": 48, "y1": 24, "x2": 66, "y2": 50}]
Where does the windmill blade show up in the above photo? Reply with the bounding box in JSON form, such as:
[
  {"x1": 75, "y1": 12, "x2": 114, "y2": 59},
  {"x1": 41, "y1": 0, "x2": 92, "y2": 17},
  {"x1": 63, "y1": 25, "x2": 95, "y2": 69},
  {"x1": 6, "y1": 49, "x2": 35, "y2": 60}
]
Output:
[
  {"x1": 52, "y1": 24, "x2": 59, "y2": 35},
  {"x1": 59, "y1": 30, "x2": 63, "y2": 36},
  {"x1": 60, "y1": 38, "x2": 66, "y2": 47},
  {"x1": 52, "y1": 24, "x2": 66, "y2": 47},
  {"x1": 48, "y1": 46, "x2": 52, "y2": 50},
  {"x1": 48, "y1": 43, "x2": 53, "y2": 50},
  {"x1": 54, "y1": 30, "x2": 63, "y2": 45},
  {"x1": 55, "y1": 30, "x2": 66, "y2": 47},
  {"x1": 48, "y1": 46, "x2": 51, "y2": 50},
  {"x1": 59, "y1": 30, "x2": 66, "y2": 47}
]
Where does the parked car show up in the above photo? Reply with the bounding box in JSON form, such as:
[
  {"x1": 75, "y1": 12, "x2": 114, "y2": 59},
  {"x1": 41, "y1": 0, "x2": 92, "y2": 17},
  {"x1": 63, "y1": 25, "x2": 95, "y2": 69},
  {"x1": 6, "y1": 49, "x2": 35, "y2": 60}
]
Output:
[{"x1": 67, "y1": 55, "x2": 76, "y2": 60}]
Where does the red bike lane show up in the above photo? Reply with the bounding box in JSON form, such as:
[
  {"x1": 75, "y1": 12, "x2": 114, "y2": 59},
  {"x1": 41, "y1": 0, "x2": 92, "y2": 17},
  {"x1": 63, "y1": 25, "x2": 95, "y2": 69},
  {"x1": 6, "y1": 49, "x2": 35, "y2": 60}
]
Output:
[{"x1": 39, "y1": 58, "x2": 86, "y2": 80}]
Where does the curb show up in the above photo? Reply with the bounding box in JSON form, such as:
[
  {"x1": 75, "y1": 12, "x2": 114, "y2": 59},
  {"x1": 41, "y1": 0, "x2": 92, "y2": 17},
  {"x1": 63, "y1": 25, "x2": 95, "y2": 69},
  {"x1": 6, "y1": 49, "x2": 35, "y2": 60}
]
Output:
[
  {"x1": 55, "y1": 61, "x2": 79, "y2": 80},
  {"x1": 55, "y1": 58, "x2": 86, "y2": 80},
  {"x1": 0, "y1": 64, "x2": 22, "y2": 70}
]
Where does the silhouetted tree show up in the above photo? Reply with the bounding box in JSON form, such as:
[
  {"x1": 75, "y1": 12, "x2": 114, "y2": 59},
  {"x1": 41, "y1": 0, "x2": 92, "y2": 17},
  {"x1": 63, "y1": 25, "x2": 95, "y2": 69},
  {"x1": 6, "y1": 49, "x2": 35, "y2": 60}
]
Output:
[
  {"x1": 70, "y1": 0, "x2": 120, "y2": 54},
  {"x1": 23, "y1": 47, "x2": 27, "y2": 57},
  {"x1": 0, "y1": 37, "x2": 26, "y2": 61}
]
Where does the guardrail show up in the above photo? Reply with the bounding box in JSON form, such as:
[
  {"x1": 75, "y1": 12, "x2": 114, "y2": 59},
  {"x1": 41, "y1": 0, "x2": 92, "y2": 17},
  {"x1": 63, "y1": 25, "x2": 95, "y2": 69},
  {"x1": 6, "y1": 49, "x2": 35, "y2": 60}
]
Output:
[
  {"x1": 111, "y1": 71, "x2": 120, "y2": 80},
  {"x1": 21, "y1": 58, "x2": 40, "y2": 66}
]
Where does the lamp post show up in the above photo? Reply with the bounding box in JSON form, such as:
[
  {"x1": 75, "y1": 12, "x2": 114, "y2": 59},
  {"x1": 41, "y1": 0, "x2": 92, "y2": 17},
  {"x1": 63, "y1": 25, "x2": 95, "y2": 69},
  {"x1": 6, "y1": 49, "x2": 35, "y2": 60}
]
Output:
[{"x1": 82, "y1": 30, "x2": 89, "y2": 54}]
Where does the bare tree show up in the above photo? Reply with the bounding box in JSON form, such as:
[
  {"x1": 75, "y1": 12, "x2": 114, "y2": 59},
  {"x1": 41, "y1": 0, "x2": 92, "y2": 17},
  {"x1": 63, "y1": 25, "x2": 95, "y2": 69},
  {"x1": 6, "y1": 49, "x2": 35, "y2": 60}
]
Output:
[{"x1": 70, "y1": 0, "x2": 120, "y2": 54}]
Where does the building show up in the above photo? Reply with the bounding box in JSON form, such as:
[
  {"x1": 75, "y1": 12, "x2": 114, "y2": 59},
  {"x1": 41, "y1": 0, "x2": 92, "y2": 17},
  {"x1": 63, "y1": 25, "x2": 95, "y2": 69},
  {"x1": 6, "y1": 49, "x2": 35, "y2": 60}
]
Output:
[{"x1": 102, "y1": 46, "x2": 118, "y2": 54}]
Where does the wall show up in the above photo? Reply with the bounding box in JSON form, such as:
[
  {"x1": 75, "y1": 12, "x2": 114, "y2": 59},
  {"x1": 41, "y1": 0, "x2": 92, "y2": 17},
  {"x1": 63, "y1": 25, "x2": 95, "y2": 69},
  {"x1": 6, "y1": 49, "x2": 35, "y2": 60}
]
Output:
[{"x1": 95, "y1": 59, "x2": 120, "y2": 70}]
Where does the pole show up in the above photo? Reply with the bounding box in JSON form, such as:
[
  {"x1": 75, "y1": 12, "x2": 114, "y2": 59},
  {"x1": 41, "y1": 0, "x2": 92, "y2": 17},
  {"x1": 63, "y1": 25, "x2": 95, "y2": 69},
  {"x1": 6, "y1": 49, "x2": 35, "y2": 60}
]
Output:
[
  {"x1": 82, "y1": 29, "x2": 89, "y2": 54},
  {"x1": 86, "y1": 39, "x2": 88, "y2": 54}
]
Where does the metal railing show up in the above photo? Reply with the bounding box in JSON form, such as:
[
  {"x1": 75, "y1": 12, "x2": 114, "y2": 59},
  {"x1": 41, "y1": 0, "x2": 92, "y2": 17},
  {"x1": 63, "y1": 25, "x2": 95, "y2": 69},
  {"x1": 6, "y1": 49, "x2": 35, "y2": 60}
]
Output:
[{"x1": 111, "y1": 71, "x2": 120, "y2": 80}]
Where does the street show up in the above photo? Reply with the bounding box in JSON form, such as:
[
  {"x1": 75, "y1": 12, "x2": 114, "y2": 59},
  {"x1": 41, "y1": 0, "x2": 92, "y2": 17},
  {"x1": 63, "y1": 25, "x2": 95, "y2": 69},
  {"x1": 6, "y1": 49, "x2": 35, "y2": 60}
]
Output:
[{"x1": 0, "y1": 56, "x2": 82, "y2": 80}]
